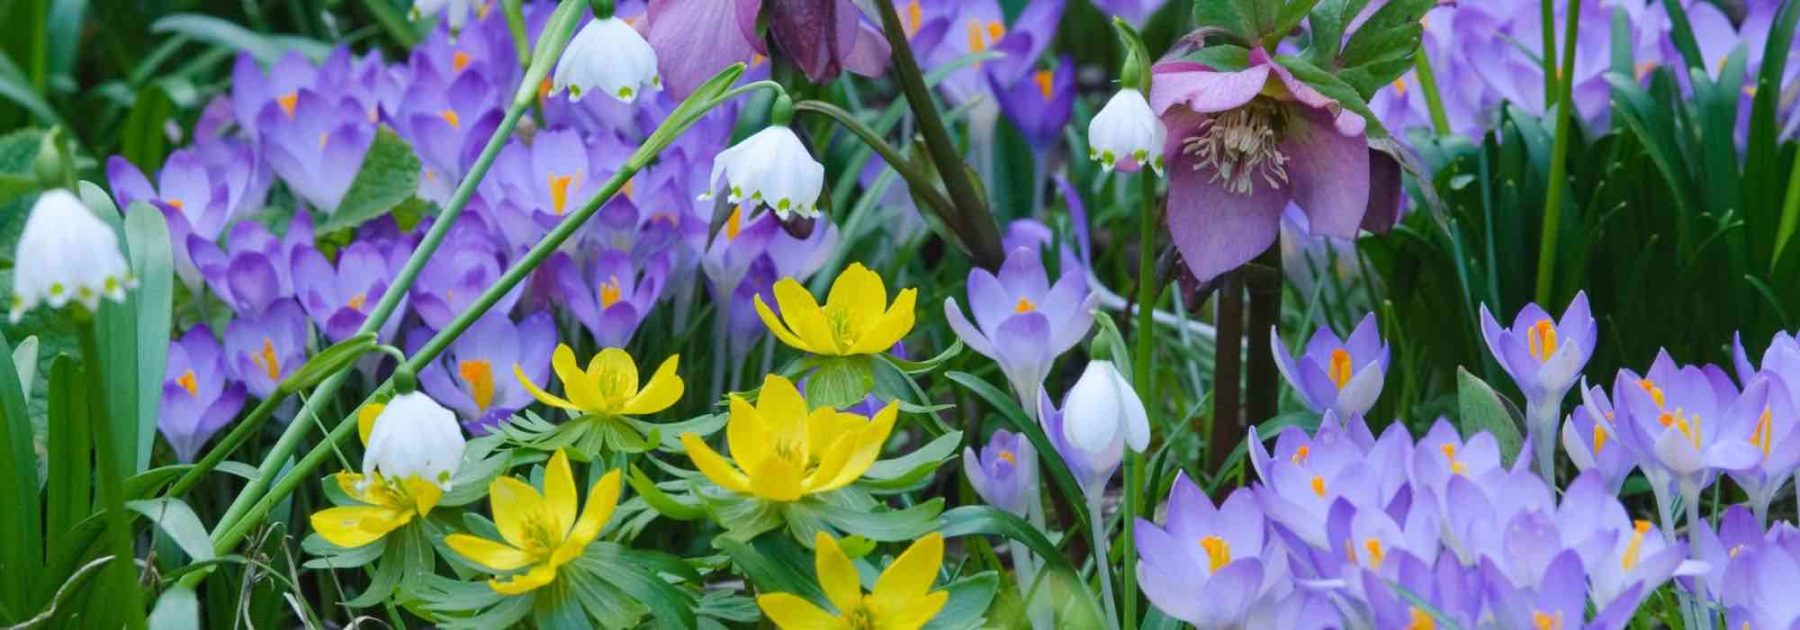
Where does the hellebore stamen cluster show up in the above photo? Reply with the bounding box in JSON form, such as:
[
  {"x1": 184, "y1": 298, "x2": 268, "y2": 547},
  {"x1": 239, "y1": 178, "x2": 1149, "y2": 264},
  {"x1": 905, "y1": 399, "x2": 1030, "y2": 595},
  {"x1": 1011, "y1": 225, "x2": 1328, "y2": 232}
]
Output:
[{"x1": 1183, "y1": 100, "x2": 1289, "y2": 196}]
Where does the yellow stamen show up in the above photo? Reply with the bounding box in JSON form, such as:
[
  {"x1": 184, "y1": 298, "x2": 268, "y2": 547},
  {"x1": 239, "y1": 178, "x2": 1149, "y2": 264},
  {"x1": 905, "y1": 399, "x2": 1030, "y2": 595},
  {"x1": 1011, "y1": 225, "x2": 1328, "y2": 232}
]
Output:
[
  {"x1": 452, "y1": 51, "x2": 472, "y2": 72},
  {"x1": 1199, "y1": 535, "x2": 1230, "y2": 574},
  {"x1": 177, "y1": 370, "x2": 199, "y2": 397},
  {"x1": 1593, "y1": 424, "x2": 1608, "y2": 454},
  {"x1": 167, "y1": 199, "x2": 185, "y2": 210},
  {"x1": 1291, "y1": 445, "x2": 1310, "y2": 465},
  {"x1": 1639, "y1": 378, "x2": 1666, "y2": 407},
  {"x1": 1440, "y1": 443, "x2": 1467, "y2": 475},
  {"x1": 1033, "y1": 69, "x2": 1054, "y2": 100},
  {"x1": 1328, "y1": 348, "x2": 1354, "y2": 390},
  {"x1": 986, "y1": 20, "x2": 1004, "y2": 41},
  {"x1": 1620, "y1": 520, "x2": 1651, "y2": 571},
  {"x1": 904, "y1": 0, "x2": 923, "y2": 36},
  {"x1": 966, "y1": 20, "x2": 987, "y2": 54},
  {"x1": 1532, "y1": 611, "x2": 1564, "y2": 630},
  {"x1": 1310, "y1": 475, "x2": 1326, "y2": 497},
  {"x1": 548, "y1": 174, "x2": 575, "y2": 215},
  {"x1": 1013, "y1": 297, "x2": 1036, "y2": 313},
  {"x1": 253, "y1": 338, "x2": 281, "y2": 381},
  {"x1": 1528, "y1": 319, "x2": 1558, "y2": 362},
  {"x1": 622, "y1": 177, "x2": 635, "y2": 199},
  {"x1": 347, "y1": 292, "x2": 367, "y2": 312},
  {"x1": 998, "y1": 449, "x2": 1015, "y2": 464},
  {"x1": 1406, "y1": 608, "x2": 1436, "y2": 630},
  {"x1": 599, "y1": 275, "x2": 623, "y2": 308},
  {"x1": 277, "y1": 92, "x2": 299, "y2": 118},
  {"x1": 724, "y1": 206, "x2": 744, "y2": 240},
  {"x1": 1751, "y1": 406, "x2": 1773, "y2": 460},
  {"x1": 1363, "y1": 538, "x2": 1386, "y2": 570},
  {"x1": 440, "y1": 109, "x2": 461, "y2": 128},
  {"x1": 458, "y1": 360, "x2": 496, "y2": 411},
  {"x1": 1391, "y1": 77, "x2": 1407, "y2": 96}
]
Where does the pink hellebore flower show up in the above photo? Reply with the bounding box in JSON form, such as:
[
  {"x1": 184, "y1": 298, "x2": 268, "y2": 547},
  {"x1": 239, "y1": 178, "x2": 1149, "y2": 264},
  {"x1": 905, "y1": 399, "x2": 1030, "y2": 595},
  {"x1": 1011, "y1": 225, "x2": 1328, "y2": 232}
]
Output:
[{"x1": 1150, "y1": 49, "x2": 1375, "y2": 283}]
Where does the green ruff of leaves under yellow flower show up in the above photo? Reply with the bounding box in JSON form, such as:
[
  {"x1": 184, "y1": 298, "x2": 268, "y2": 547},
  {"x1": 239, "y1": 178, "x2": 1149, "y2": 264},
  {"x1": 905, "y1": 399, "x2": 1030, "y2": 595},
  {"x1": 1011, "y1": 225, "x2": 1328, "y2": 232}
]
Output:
[
  {"x1": 757, "y1": 532, "x2": 949, "y2": 630},
  {"x1": 445, "y1": 449, "x2": 623, "y2": 595},
  {"x1": 755, "y1": 262, "x2": 917, "y2": 357},
  {"x1": 516, "y1": 344, "x2": 683, "y2": 417},
  {"x1": 679, "y1": 373, "x2": 897, "y2": 503}
]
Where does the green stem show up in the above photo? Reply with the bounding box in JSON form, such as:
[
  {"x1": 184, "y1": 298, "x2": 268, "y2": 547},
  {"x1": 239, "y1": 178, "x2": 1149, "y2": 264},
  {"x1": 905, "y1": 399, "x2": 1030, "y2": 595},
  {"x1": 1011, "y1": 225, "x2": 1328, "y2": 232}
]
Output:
[
  {"x1": 793, "y1": 100, "x2": 960, "y2": 238},
  {"x1": 204, "y1": 67, "x2": 767, "y2": 561},
  {"x1": 78, "y1": 318, "x2": 147, "y2": 629},
  {"x1": 1771, "y1": 142, "x2": 1800, "y2": 271},
  {"x1": 164, "y1": 391, "x2": 288, "y2": 499},
  {"x1": 1087, "y1": 496, "x2": 1119, "y2": 629},
  {"x1": 209, "y1": 0, "x2": 585, "y2": 537},
  {"x1": 358, "y1": 0, "x2": 419, "y2": 47},
  {"x1": 1123, "y1": 171, "x2": 1158, "y2": 630},
  {"x1": 1412, "y1": 44, "x2": 1452, "y2": 137},
  {"x1": 502, "y1": 0, "x2": 531, "y2": 68},
  {"x1": 1539, "y1": 0, "x2": 1557, "y2": 110},
  {"x1": 1533, "y1": 0, "x2": 1582, "y2": 306},
  {"x1": 869, "y1": 0, "x2": 1004, "y2": 270},
  {"x1": 28, "y1": 0, "x2": 48, "y2": 94}
]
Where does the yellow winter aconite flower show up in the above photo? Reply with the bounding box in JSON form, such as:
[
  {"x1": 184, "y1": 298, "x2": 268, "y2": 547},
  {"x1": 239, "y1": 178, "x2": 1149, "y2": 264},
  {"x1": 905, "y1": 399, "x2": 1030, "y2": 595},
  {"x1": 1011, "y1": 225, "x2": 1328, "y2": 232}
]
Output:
[
  {"x1": 314, "y1": 394, "x2": 466, "y2": 548},
  {"x1": 679, "y1": 374, "x2": 897, "y2": 502},
  {"x1": 445, "y1": 449, "x2": 623, "y2": 595},
  {"x1": 309, "y1": 472, "x2": 443, "y2": 548},
  {"x1": 515, "y1": 344, "x2": 683, "y2": 417},
  {"x1": 757, "y1": 532, "x2": 949, "y2": 630},
  {"x1": 755, "y1": 262, "x2": 917, "y2": 356}
]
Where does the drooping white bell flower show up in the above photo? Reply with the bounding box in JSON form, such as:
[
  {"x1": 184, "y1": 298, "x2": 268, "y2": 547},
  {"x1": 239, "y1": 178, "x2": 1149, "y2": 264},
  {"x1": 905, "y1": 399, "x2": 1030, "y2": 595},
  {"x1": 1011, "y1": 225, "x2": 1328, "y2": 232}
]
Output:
[
  {"x1": 362, "y1": 392, "x2": 467, "y2": 489},
  {"x1": 699, "y1": 126, "x2": 825, "y2": 219},
  {"x1": 9, "y1": 190, "x2": 134, "y2": 323},
  {"x1": 552, "y1": 17, "x2": 662, "y2": 104},
  {"x1": 1087, "y1": 88, "x2": 1166, "y2": 175},
  {"x1": 409, "y1": 0, "x2": 481, "y2": 33},
  {"x1": 1061, "y1": 360, "x2": 1150, "y2": 461}
]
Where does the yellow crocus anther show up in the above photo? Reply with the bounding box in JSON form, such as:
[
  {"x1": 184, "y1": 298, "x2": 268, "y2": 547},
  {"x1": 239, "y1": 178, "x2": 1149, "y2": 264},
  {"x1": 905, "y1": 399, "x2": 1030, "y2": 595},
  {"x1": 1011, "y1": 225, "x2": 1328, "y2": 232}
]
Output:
[
  {"x1": 599, "y1": 275, "x2": 623, "y2": 308},
  {"x1": 1751, "y1": 406, "x2": 1773, "y2": 460},
  {"x1": 253, "y1": 338, "x2": 282, "y2": 381},
  {"x1": 514, "y1": 345, "x2": 683, "y2": 418},
  {"x1": 1639, "y1": 378, "x2": 1666, "y2": 407},
  {"x1": 754, "y1": 262, "x2": 917, "y2": 357},
  {"x1": 1593, "y1": 424, "x2": 1608, "y2": 454},
  {"x1": 998, "y1": 449, "x2": 1016, "y2": 464},
  {"x1": 1033, "y1": 69, "x2": 1055, "y2": 100},
  {"x1": 439, "y1": 109, "x2": 460, "y2": 128},
  {"x1": 1013, "y1": 297, "x2": 1036, "y2": 313},
  {"x1": 458, "y1": 360, "x2": 496, "y2": 412},
  {"x1": 347, "y1": 292, "x2": 367, "y2": 312},
  {"x1": 1621, "y1": 520, "x2": 1651, "y2": 571},
  {"x1": 680, "y1": 374, "x2": 897, "y2": 503},
  {"x1": 724, "y1": 206, "x2": 744, "y2": 240},
  {"x1": 1200, "y1": 535, "x2": 1230, "y2": 574},
  {"x1": 446, "y1": 450, "x2": 623, "y2": 595},
  {"x1": 1532, "y1": 610, "x2": 1564, "y2": 630},
  {"x1": 452, "y1": 51, "x2": 472, "y2": 72},
  {"x1": 1406, "y1": 607, "x2": 1436, "y2": 630},
  {"x1": 1528, "y1": 319, "x2": 1558, "y2": 362},
  {"x1": 1310, "y1": 475, "x2": 1327, "y2": 497},
  {"x1": 1329, "y1": 348, "x2": 1353, "y2": 390},
  {"x1": 277, "y1": 92, "x2": 299, "y2": 117},
  {"x1": 1441, "y1": 443, "x2": 1467, "y2": 475},
  {"x1": 177, "y1": 369, "x2": 199, "y2": 397},
  {"x1": 1291, "y1": 445, "x2": 1310, "y2": 465},
  {"x1": 1364, "y1": 538, "x2": 1386, "y2": 570},
  {"x1": 547, "y1": 174, "x2": 575, "y2": 215},
  {"x1": 758, "y1": 532, "x2": 949, "y2": 630}
]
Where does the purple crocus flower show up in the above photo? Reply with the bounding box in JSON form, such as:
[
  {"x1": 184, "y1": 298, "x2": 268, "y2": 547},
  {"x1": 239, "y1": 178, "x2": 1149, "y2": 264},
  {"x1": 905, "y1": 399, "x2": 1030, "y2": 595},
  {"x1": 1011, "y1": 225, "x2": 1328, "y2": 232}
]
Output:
[
  {"x1": 1134, "y1": 476, "x2": 1281, "y2": 628},
  {"x1": 546, "y1": 249, "x2": 670, "y2": 348},
  {"x1": 990, "y1": 56, "x2": 1075, "y2": 156},
  {"x1": 223, "y1": 299, "x2": 312, "y2": 399},
  {"x1": 925, "y1": 0, "x2": 1063, "y2": 104},
  {"x1": 159, "y1": 326, "x2": 247, "y2": 463},
  {"x1": 1550, "y1": 473, "x2": 1681, "y2": 614},
  {"x1": 230, "y1": 51, "x2": 322, "y2": 138},
  {"x1": 1479, "y1": 291, "x2": 1598, "y2": 405},
  {"x1": 1561, "y1": 384, "x2": 1635, "y2": 494},
  {"x1": 292, "y1": 240, "x2": 411, "y2": 342},
  {"x1": 642, "y1": 0, "x2": 761, "y2": 97},
  {"x1": 1734, "y1": 330, "x2": 1800, "y2": 410},
  {"x1": 1606, "y1": 351, "x2": 1761, "y2": 499},
  {"x1": 1249, "y1": 414, "x2": 1398, "y2": 551},
  {"x1": 945, "y1": 247, "x2": 1096, "y2": 416},
  {"x1": 1150, "y1": 49, "x2": 1375, "y2": 283},
  {"x1": 1479, "y1": 550, "x2": 1597, "y2": 630},
  {"x1": 257, "y1": 89, "x2": 373, "y2": 213},
  {"x1": 409, "y1": 217, "x2": 518, "y2": 331},
  {"x1": 1690, "y1": 505, "x2": 1766, "y2": 596},
  {"x1": 1359, "y1": 549, "x2": 1486, "y2": 629},
  {"x1": 961, "y1": 429, "x2": 1037, "y2": 517},
  {"x1": 1270, "y1": 313, "x2": 1388, "y2": 421},
  {"x1": 396, "y1": 63, "x2": 504, "y2": 205},
  {"x1": 190, "y1": 212, "x2": 315, "y2": 318},
  {"x1": 416, "y1": 312, "x2": 556, "y2": 432},
  {"x1": 1721, "y1": 526, "x2": 1800, "y2": 629},
  {"x1": 1724, "y1": 373, "x2": 1799, "y2": 519},
  {"x1": 764, "y1": 0, "x2": 890, "y2": 83},
  {"x1": 479, "y1": 129, "x2": 602, "y2": 251},
  {"x1": 107, "y1": 149, "x2": 242, "y2": 290}
]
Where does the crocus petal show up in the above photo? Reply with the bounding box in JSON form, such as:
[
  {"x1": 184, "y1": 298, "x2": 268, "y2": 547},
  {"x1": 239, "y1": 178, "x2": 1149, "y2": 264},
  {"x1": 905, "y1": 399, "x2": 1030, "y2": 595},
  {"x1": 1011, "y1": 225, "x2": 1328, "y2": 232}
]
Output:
[{"x1": 944, "y1": 298, "x2": 998, "y2": 357}]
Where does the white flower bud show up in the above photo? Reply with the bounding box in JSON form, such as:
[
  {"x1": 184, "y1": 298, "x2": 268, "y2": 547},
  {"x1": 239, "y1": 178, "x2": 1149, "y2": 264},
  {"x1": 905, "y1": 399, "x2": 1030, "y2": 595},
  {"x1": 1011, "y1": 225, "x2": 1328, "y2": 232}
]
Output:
[
  {"x1": 10, "y1": 190, "x2": 134, "y2": 322},
  {"x1": 700, "y1": 126, "x2": 825, "y2": 219},
  {"x1": 363, "y1": 392, "x2": 467, "y2": 488},
  {"x1": 1061, "y1": 360, "x2": 1149, "y2": 459},
  {"x1": 552, "y1": 17, "x2": 662, "y2": 104},
  {"x1": 1087, "y1": 89, "x2": 1166, "y2": 175}
]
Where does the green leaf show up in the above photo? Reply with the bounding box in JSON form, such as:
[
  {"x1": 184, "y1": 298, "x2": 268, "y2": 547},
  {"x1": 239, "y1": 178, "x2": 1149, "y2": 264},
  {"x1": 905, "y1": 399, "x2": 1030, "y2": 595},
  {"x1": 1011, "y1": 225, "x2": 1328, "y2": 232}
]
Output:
[
  {"x1": 118, "y1": 85, "x2": 175, "y2": 176},
  {"x1": 319, "y1": 127, "x2": 421, "y2": 233},
  {"x1": 126, "y1": 498, "x2": 214, "y2": 563},
  {"x1": 45, "y1": 356, "x2": 91, "y2": 561},
  {"x1": 1339, "y1": 0, "x2": 1431, "y2": 74},
  {"x1": 150, "y1": 14, "x2": 332, "y2": 64},
  {"x1": 1266, "y1": 0, "x2": 1321, "y2": 49},
  {"x1": 0, "y1": 330, "x2": 40, "y2": 617},
  {"x1": 279, "y1": 332, "x2": 377, "y2": 394},
  {"x1": 1456, "y1": 367, "x2": 1523, "y2": 465},
  {"x1": 884, "y1": 338, "x2": 963, "y2": 374},
  {"x1": 936, "y1": 506, "x2": 1107, "y2": 626},
  {"x1": 809, "y1": 496, "x2": 944, "y2": 542},
  {"x1": 626, "y1": 465, "x2": 704, "y2": 521},
  {"x1": 862, "y1": 430, "x2": 961, "y2": 490},
  {"x1": 804, "y1": 355, "x2": 875, "y2": 410},
  {"x1": 944, "y1": 372, "x2": 1089, "y2": 527},
  {"x1": 715, "y1": 535, "x2": 827, "y2": 603},
  {"x1": 0, "y1": 55, "x2": 63, "y2": 127},
  {"x1": 146, "y1": 584, "x2": 198, "y2": 629},
  {"x1": 0, "y1": 128, "x2": 45, "y2": 208},
  {"x1": 1274, "y1": 54, "x2": 1389, "y2": 138},
  {"x1": 123, "y1": 203, "x2": 174, "y2": 471},
  {"x1": 923, "y1": 573, "x2": 1000, "y2": 630}
]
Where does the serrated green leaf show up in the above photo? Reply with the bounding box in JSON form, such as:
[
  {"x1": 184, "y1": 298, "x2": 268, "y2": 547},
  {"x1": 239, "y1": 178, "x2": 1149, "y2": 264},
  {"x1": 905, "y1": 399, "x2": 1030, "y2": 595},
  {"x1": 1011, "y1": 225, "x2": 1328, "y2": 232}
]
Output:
[
  {"x1": 318, "y1": 127, "x2": 420, "y2": 233},
  {"x1": 1274, "y1": 54, "x2": 1389, "y2": 138},
  {"x1": 804, "y1": 355, "x2": 875, "y2": 410}
]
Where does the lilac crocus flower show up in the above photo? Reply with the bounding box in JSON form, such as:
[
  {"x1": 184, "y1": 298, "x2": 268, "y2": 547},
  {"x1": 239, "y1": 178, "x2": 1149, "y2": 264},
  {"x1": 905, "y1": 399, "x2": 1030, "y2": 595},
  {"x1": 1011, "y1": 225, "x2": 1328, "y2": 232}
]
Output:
[
  {"x1": 224, "y1": 300, "x2": 312, "y2": 399},
  {"x1": 1270, "y1": 313, "x2": 1388, "y2": 421},
  {"x1": 190, "y1": 212, "x2": 315, "y2": 318},
  {"x1": 1691, "y1": 505, "x2": 1766, "y2": 596},
  {"x1": 159, "y1": 326, "x2": 247, "y2": 463},
  {"x1": 547, "y1": 249, "x2": 670, "y2": 348},
  {"x1": 1358, "y1": 549, "x2": 1486, "y2": 629},
  {"x1": 292, "y1": 240, "x2": 411, "y2": 342},
  {"x1": 1734, "y1": 330, "x2": 1800, "y2": 409},
  {"x1": 1721, "y1": 526, "x2": 1800, "y2": 629},
  {"x1": 106, "y1": 149, "x2": 244, "y2": 290},
  {"x1": 257, "y1": 90, "x2": 373, "y2": 213},
  {"x1": 1134, "y1": 477, "x2": 1281, "y2": 628},
  {"x1": 417, "y1": 312, "x2": 556, "y2": 432},
  {"x1": 230, "y1": 51, "x2": 322, "y2": 138},
  {"x1": 961, "y1": 429, "x2": 1037, "y2": 517},
  {"x1": 1607, "y1": 352, "x2": 1761, "y2": 501},
  {"x1": 1150, "y1": 49, "x2": 1376, "y2": 283},
  {"x1": 945, "y1": 247, "x2": 1096, "y2": 416},
  {"x1": 409, "y1": 217, "x2": 518, "y2": 331},
  {"x1": 479, "y1": 129, "x2": 601, "y2": 248},
  {"x1": 396, "y1": 64, "x2": 503, "y2": 205},
  {"x1": 1724, "y1": 373, "x2": 1799, "y2": 520},
  {"x1": 1561, "y1": 385, "x2": 1635, "y2": 494},
  {"x1": 990, "y1": 56, "x2": 1075, "y2": 156},
  {"x1": 1480, "y1": 291, "x2": 1597, "y2": 481},
  {"x1": 1479, "y1": 550, "x2": 1601, "y2": 630}
]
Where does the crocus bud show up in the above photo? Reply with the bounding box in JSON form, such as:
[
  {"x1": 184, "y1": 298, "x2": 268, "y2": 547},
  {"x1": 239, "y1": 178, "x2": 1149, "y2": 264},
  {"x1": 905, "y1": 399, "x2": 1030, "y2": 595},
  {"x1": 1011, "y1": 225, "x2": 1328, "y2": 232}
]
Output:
[
  {"x1": 362, "y1": 392, "x2": 466, "y2": 489},
  {"x1": 962, "y1": 429, "x2": 1038, "y2": 516},
  {"x1": 1062, "y1": 360, "x2": 1150, "y2": 463},
  {"x1": 700, "y1": 126, "x2": 826, "y2": 219},
  {"x1": 1087, "y1": 89, "x2": 1165, "y2": 175},
  {"x1": 552, "y1": 16, "x2": 662, "y2": 104},
  {"x1": 9, "y1": 190, "x2": 135, "y2": 322}
]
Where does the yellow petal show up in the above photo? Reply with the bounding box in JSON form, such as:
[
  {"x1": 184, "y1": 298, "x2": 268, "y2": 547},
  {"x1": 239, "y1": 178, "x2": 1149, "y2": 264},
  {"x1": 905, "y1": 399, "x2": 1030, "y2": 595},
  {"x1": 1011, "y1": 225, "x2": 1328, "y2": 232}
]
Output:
[
  {"x1": 806, "y1": 408, "x2": 862, "y2": 458},
  {"x1": 398, "y1": 475, "x2": 445, "y2": 516},
  {"x1": 553, "y1": 344, "x2": 609, "y2": 412},
  {"x1": 756, "y1": 593, "x2": 840, "y2": 630},
  {"x1": 758, "y1": 374, "x2": 812, "y2": 461},
  {"x1": 809, "y1": 402, "x2": 897, "y2": 494},
  {"x1": 621, "y1": 355, "x2": 683, "y2": 415},
  {"x1": 873, "y1": 589, "x2": 948, "y2": 630},
  {"x1": 553, "y1": 469, "x2": 622, "y2": 565},
  {"x1": 872, "y1": 533, "x2": 944, "y2": 601},
  {"x1": 587, "y1": 348, "x2": 640, "y2": 409},
  {"x1": 755, "y1": 293, "x2": 814, "y2": 353},
  {"x1": 445, "y1": 533, "x2": 533, "y2": 571},
  {"x1": 544, "y1": 449, "x2": 578, "y2": 537},
  {"x1": 488, "y1": 562, "x2": 559, "y2": 595},
  {"x1": 515, "y1": 363, "x2": 580, "y2": 411},
  {"x1": 681, "y1": 432, "x2": 753, "y2": 494},
  {"x1": 726, "y1": 394, "x2": 772, "y2": 466},
  {"x1": 357, "y1": 403, "x2": 386, "y2": 446},
  {"x1": 813, "y1": 532, "x2": 863, "y2": 614},
  {"x1": 749, "y1": 455, "x2": 804, "y2": 502},
  {"x1": 825, "y1": 262, "x2": 887, "y2": 331},
  {"x1": 488, "y1": 476, "x2": 546, "y2": 549},
  {"x1": 310, "y1": 505, "x2": 410, "y2": 548},
  {"x1": 334, "y1": 472, "x2": 370, "y2": 502},
  {"x1": 772, "y1": 279, "x2": 839, "y2": 354},
  {"x1": 850, "y1": 287, "x2": 917, "y2": 354}
]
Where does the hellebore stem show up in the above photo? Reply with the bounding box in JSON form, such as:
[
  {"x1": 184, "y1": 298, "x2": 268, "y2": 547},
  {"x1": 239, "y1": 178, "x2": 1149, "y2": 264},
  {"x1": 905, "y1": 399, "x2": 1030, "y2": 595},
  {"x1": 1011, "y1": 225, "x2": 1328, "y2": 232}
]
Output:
[
  {"x1": 871, "y1": 0, "x2": 1005, "y2": 270},
  {"x1": 1245, "y1": 249, "x2": 1281, "y2": 430},
  {"x1": 1534, "y1": 0, "x2": 1582, "y2": 306},
  {"x1": 1212, "y1": 275, "x2": 1245, "y2": 475},
  {"x1": 1122, "y1": 169, "x2": 1159, "y2": 630},
  {"x1": 210, "y1": 0, "x2": 586, "y2": 547},
  {"x1": 204, "y1": 64, "x2": 764, "y2": 564},
  {"x1": 1412, "y1": 44, "x2": 1452, "y2": 137}
]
